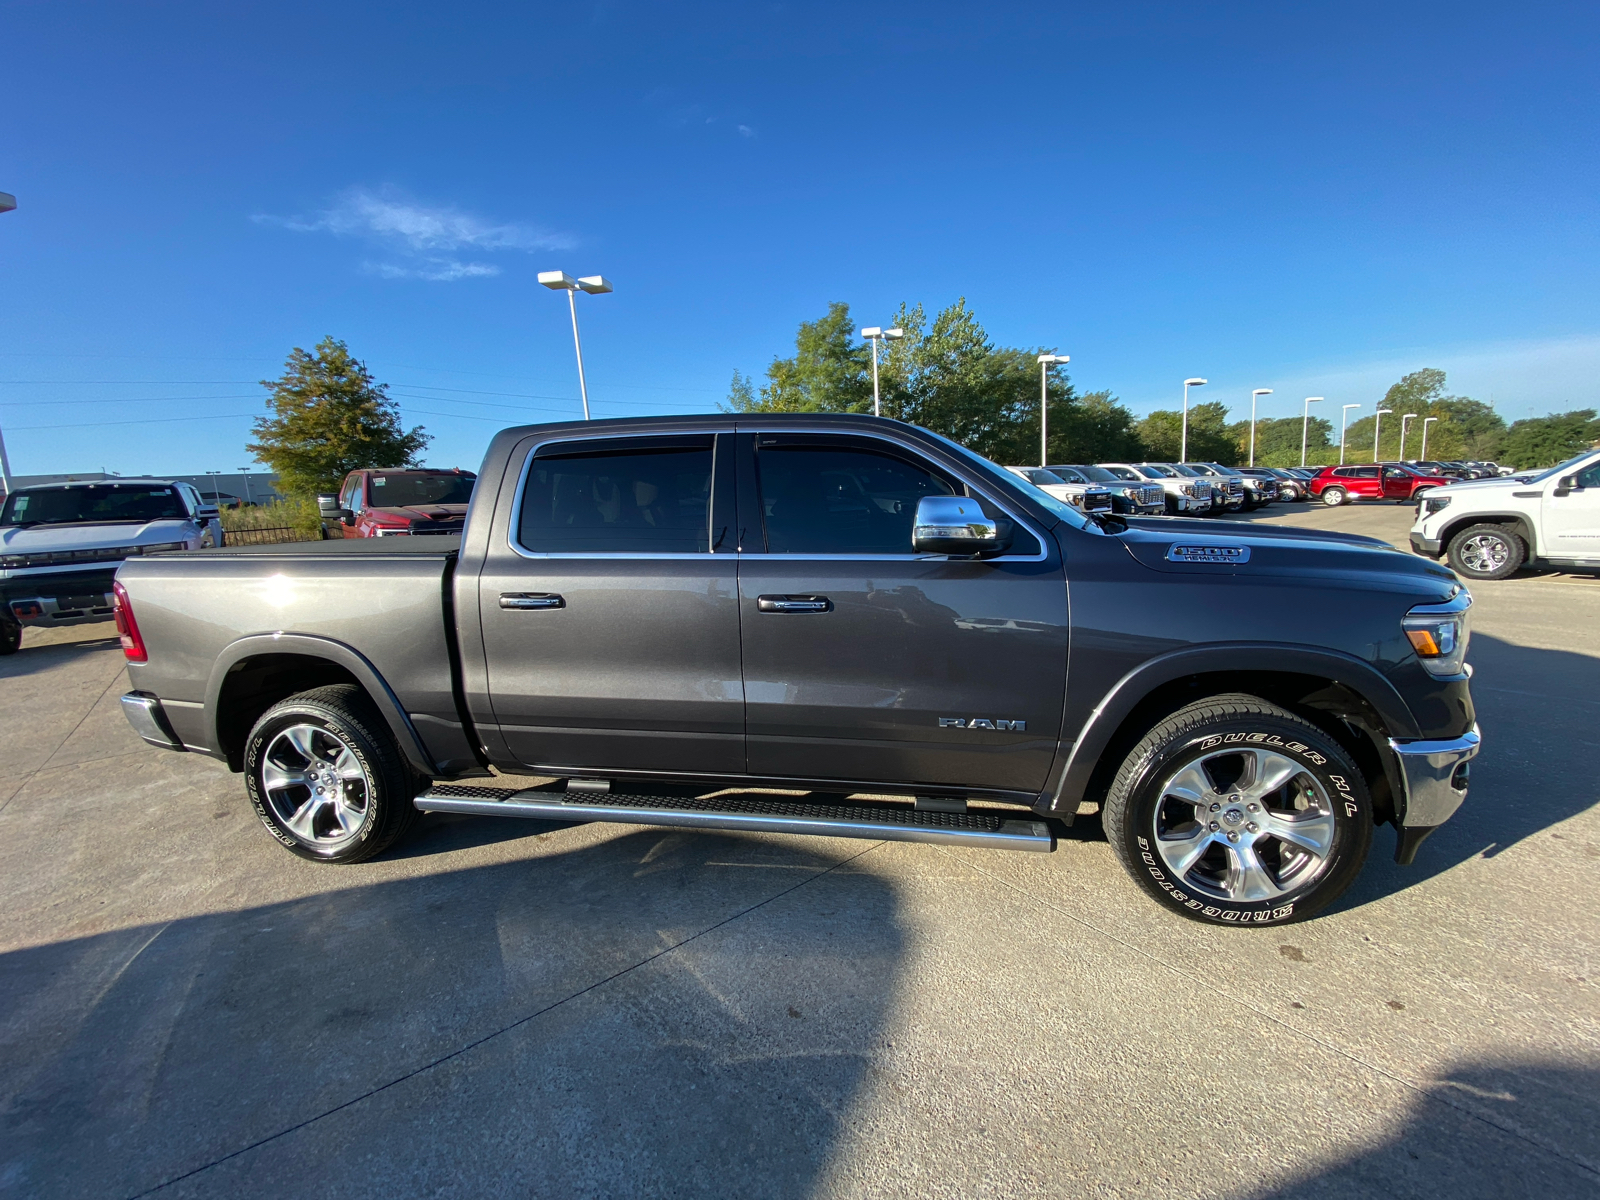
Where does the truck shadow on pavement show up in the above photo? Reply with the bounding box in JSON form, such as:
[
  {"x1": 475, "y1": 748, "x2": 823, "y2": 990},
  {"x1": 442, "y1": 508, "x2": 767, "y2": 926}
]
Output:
[
  {"x1": 0, "y1": 830, "x2": 904, "y2": 1199},
  {"x1": 1237, "y1": 1059, "x2": 1600, "y2": 1198},
  {"x1": 1332, "y1": 631, "x2": 1598, "y2": 914},
  {"x1": 0, "y1": 633, "x2": 121, "y2": 682}
]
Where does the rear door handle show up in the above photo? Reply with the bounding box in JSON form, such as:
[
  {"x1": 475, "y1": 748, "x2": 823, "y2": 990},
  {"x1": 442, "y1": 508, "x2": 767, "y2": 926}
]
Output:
[
  {"x1": 757, "y1": 594, "x2": 831, "y2": 614},
  {"x1": 499, "y1": 593, "x2": 565, "y2": 610}
]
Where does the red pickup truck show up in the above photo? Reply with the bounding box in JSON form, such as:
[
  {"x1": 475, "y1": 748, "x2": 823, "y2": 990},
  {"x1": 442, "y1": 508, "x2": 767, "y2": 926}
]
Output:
[
  {"x1": 317, "y1": 468, "x2": 476, "y2": 537},
  {"x1": 1308, "y1": 463, "x2": 1449, "y2": 507}
]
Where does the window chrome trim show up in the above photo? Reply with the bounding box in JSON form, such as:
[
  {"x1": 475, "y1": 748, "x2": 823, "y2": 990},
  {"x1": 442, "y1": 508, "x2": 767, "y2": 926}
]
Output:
[
  {"x1": 741, "y1": 422, "x2": 1051, "y2": 563},
  {"x1": 503, "y1": 421, "x2": 1051, "y2": 563},
  {"x1": 506, "y1": 426, "x2": 734, "y2": 560}
]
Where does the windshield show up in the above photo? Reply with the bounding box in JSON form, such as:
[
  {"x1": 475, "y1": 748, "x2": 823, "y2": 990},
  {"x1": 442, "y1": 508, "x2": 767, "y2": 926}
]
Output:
[
  {"x1": 1165, "y1": 464, "x2": 1205, "y2": 477},
  {"x1": 1527, "y1": 453, "x2": 1599, "y2": 485},
  {"x1": 1139, "y1": 464, "x2": 1179, "y2": 478},
  {"x1": 922, "y1": 430, "x2": 1091, "y2": 529},
  {"x1": 1014, "y1": 467, "x2": 1067, "y2": 486},
  {"x1": 1066, "y1": 465, "x2": 1119, "y2": 483},
  {"x1": 1, "y1": 484, "x2": 186, "y2": 527},
  {"x1": 368, "y1": 472, "x2": 476, "y2": 507}
]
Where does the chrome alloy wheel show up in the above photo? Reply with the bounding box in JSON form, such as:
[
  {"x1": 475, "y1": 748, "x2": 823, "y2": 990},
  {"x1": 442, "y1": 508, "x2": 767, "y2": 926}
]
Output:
[
  {"x1": 1151, "y1": 747, "x2": 1336, "y2": 903},
  {"x1": 1457, "y1": 532, "x2": 1511, "y2": 575},
  {"x1": 260, "y1": 723, "x2": 372, "y2": 848}
]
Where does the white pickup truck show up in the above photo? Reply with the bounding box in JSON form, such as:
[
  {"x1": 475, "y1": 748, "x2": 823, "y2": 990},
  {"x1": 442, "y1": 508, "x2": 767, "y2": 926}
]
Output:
[
  {"x1": 1409, "y1": 449, "x2": 1600, "y2": 579},
  {"x1": 0, "y1": 479, "x2": 222, "y2": 652}
]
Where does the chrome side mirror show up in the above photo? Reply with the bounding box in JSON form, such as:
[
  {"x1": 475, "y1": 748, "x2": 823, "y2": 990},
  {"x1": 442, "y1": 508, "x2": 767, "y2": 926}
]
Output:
[
  {"x1": 316, "y1": 494, "x2": 343, "y2": 517},
  {"x1": 912, "y1": 495, "x2": 1006, "y2": 556},
  {"x1": 195, "y1": 504, "x2": 221, "y2": 521}
]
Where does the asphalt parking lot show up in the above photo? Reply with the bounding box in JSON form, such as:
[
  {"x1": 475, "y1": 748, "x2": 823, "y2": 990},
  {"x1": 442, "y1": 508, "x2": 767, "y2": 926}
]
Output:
[{"x1": 1, "y1": 501, "x2": 1596, "y2": 1199}]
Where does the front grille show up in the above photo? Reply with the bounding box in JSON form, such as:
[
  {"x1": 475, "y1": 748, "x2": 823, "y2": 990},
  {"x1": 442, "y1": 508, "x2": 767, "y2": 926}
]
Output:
[
  {"x1": 1140, "y1": 486, "x2": 1163, "y2": 506},
  {"x1": 1083, "y1": 492, "x2": 1113, "y2": 512}
]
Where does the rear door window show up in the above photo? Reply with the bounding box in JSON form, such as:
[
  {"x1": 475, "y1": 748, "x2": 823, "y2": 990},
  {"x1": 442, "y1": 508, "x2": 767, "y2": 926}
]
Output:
[{"x1": 518, "y1": 436, "x2": 714, "y2": 554}]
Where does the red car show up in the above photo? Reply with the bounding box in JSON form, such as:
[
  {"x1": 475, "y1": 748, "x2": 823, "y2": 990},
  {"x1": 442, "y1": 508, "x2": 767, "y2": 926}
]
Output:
[
  {"x1": 1307, "y1": 463, "x2": 1449, "y2": 507},
  {"x1": 320, "y1": 468, "x2": 477, "y2": 536}
]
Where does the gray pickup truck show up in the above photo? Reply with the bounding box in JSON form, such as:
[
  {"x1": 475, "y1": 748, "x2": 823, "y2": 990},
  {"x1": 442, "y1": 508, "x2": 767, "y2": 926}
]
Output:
[{"x1": 115, "y1": 415, "x2": 1480, "y2": 925}]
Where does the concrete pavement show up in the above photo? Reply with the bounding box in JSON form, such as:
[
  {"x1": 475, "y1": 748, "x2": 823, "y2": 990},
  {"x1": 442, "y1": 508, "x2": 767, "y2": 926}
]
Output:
[{"x1": 1, "y1": 502, "x2": 1595, "y2": 1198}]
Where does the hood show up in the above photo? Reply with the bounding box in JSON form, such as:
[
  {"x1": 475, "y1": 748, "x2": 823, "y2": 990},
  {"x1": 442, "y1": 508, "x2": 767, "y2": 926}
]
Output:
[
  {"x1": 370, "y1": 503, "x2": 470, "y2": 523},
  {"x1": 1431, "y1": 474, "x2": 1535, "y2": 494},
  {"x1": 0, "y1": 518, "x2": 194, "y2": 554},
  {"x1": 1115, "y1": 519, "x2": 1458, "y2": 596}
]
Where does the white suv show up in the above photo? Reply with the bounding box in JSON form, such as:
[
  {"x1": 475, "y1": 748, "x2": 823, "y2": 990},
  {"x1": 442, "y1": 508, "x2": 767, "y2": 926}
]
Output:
[{"x1": 1409, "y1": 450, "x2": 1600, "y2": 579}]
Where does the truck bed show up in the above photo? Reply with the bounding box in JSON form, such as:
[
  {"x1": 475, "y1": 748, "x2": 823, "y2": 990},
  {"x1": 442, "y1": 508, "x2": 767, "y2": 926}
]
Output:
[{"x1": 117, "y1": 537, "x2": 476, "y2": 774}]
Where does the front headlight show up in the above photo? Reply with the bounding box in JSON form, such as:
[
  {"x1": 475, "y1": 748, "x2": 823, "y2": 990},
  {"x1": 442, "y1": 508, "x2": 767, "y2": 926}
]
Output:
[
  {"x1": 1403, "y1": 591, "x2": 1472, "y2": 677},
  {"x1": 1422, "y1": 494, "x2": 1452, "y2": 516}
]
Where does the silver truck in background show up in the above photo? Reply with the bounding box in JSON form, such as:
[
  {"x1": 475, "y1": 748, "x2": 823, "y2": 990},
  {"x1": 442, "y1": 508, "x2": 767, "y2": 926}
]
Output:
[{"x1": 0, "y1": 479, "x2": 221, "y2": 652}]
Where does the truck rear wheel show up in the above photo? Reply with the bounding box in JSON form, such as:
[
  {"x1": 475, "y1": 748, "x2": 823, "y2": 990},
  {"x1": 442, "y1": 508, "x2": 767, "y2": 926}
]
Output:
[
  {"x1": 1102, "y1": 694, "x2": 1372, "y2": 925},
  {"x1": 1321, "y1": 485, "x2": 1347, "y2": 506},
  {"x1": 244, "y1": 684, "x2": 423, "y2": 863},
  {"x1": 1447, "y1": 524, "x2": 1525, "y2": 580}
]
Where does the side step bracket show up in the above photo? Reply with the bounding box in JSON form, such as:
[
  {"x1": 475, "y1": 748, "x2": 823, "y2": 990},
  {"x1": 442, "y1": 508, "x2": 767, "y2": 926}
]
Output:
[{"x1": 415, "y1": 785, "x2": 1055, "y2": 853}]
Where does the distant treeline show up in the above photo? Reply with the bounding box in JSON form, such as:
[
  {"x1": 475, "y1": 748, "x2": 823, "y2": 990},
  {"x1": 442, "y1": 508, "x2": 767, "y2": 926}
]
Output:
[{"x1": 728, "y1": 303, "x2": 1599, "y2": 469}]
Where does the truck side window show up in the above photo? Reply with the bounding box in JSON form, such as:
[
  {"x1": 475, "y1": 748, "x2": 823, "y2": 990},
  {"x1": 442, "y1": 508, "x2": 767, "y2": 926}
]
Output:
[
  {"x1": 1575, "y1": 463, "x2": 1600, "y2": 488},
  {"x1": 519, "y1": 439, "x2": 713, "y2": 554},
  {"x1": 755, "y1": 441, "x2": 958, "y2": 555}
]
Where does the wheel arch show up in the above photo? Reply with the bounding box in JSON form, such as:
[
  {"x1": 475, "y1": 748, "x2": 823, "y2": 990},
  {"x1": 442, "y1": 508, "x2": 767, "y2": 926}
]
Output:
[
  {"x1": 1045, "y1": 645, "x2": 1416, "y2": 825},
  {"x1": 206, "y1": 634, "x2": 439, "y2": 777},
  {"x1": 1437, "y1": 512, "x2": 1537, "y2": 557}
]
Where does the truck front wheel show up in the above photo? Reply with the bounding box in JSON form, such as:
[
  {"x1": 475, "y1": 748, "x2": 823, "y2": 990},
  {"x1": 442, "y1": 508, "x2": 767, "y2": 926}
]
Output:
[
  {"x1": 0, "y1": 617, "x2": 20, "y2": 656},
  {"x1": 1320, "y1": 486, "x2": 1347, "y2": 507},
  {"x1": 244, "y1": 684, "x2": 423, "y2": 863},
  {"x1": 1102, "y1": 695, "x2": 1372, "y2": 925},
  {"x1": 1447, "y1": 524, "x2": 1525, "y2": 580}
]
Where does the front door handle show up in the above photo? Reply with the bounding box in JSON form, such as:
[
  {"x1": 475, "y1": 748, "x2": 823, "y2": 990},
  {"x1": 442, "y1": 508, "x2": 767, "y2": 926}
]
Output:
[
  {"x1": 757, "y1": 595, "x2": 831, "y2": 614},
  {"x1": 500, "y1": 593, "x2": 565, "y2": 610}
]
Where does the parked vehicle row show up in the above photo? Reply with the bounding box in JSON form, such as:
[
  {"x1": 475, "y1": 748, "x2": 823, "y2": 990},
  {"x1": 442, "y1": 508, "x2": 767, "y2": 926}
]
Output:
[{"x1": 115, "y1": 413, "x2": 1479, "y2": 929}]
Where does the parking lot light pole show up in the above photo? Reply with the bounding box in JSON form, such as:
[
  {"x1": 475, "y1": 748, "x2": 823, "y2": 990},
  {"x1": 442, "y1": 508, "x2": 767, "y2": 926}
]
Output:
[
  {"x1": 1398, "y1": 413, "x2": 1418, "y2": 461},
  {"x1": 204, "y1": 471, "x2": 223, "y2": 503},
  {"x1": 1038, "y1": 354, "x2": 1070, "y2": 466},
  {"x1": 1180, "y1": 378, "x2": 1207, "y2": 463},
  {"x1": 1420, "y1": 416, "x2": 1439, "y2": 460},
  {"x1": 1300, "y1": 397, "x2": 1324, "y2": 467},
  {"x1": 236, "y1": 468, "x2": 254, "y2": 505},
  {"x1": 0, "y1": 191, "x2": 15, "y2": 497},
  {"x1": 538, "y1": 272, "x2": 613, "y2": 420},
  {"x1": 1248, "y1": 388, "x2": 1273, "y2": 466},
  {"x1": 1373, "y1": 408, "x2": 1393, "y2": 462},
  {"x1": 861, "y1": 327, "x2": 904, "y2": 418},
  {"x1": 1340, "y1": 404, "x2": 1360, "y2": 464}
]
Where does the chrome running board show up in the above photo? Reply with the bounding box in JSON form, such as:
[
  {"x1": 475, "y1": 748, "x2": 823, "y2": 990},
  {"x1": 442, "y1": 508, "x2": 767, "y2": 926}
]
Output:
[{"x1": 415, "y1": 785, "x2": 1055, "y2": 852}]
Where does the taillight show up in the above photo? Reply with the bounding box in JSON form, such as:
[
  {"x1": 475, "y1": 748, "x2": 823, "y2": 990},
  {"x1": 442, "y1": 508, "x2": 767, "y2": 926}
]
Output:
[{"x1": 112, "y1": 581, "x2": 147, "y2": 663}]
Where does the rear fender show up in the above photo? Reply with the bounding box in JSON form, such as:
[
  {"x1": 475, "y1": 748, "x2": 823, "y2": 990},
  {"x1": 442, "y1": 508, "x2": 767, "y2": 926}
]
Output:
[{"x1": 205, "y1": 633, "x2": 439, "y2": 777}]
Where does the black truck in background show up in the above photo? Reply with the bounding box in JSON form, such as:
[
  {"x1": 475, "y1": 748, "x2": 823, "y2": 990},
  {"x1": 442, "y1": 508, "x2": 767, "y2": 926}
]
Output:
[{"x1": 113, "y1": 415, "x2": 1479, "y2": 926}]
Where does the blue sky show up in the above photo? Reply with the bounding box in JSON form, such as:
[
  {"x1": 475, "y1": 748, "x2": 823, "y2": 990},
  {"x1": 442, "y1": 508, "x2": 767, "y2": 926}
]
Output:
[{"x1": 1, "y1": 1, "x2": 1597, "y2": 476}]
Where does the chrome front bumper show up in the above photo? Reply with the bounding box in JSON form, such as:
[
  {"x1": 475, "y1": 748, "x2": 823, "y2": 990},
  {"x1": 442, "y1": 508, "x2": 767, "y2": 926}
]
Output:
[
  {"x1": 1389, "y1": 724, "x2": 1479, "y2": 828},
  {"x1": 121, "y1": 693, "x2": 185, "y2": 751}
]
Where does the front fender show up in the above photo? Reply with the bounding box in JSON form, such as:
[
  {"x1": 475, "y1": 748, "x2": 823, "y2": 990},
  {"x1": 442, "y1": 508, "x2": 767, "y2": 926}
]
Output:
[
  {"x1": 1042, "y1": 642, "x2": 1420, "y2": 815},
  {"x1": 204, "y1": 632, "x2": 439, "y2": 777}
]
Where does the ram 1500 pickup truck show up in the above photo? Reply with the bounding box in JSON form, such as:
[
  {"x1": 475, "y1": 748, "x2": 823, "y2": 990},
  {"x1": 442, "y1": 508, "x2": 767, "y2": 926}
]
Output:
[{"x1": 115, "y1": 415, "x2": 1480, "y2": 926}]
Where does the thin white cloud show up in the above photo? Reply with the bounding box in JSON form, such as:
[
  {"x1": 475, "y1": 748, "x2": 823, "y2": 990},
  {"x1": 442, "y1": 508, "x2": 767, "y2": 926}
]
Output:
[
  {"x1": 737, "y1": 124, "x2": 755, "y2": 138},
  {"x1": 254, "y1": 187, "x2": 573, "y2": 281}
]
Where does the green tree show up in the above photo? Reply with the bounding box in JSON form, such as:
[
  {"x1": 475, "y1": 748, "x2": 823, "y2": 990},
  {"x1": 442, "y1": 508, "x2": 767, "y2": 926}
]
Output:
[
  {"x1": 1138, "y1": 400, "x2": 1236, "y2": 464},
  {"x1": 725, "y1": 302, "x2": 871, "y2": 413},
  {"x1": 1498, "y1": 410, "x2": 1600, "y2": 468},
  {"x1": 1056, "y1": 390, "x2": 1145, "y2": 463},
  {"x1": 1226, "y1": 415, "x2": 1335, "y2": 467},
  {"x1": 1343, "y1": 369, "x2": 1507, "y2": 461},
  {"x1": 248, "y1": 337, "x2": 429, "y2": 495}
]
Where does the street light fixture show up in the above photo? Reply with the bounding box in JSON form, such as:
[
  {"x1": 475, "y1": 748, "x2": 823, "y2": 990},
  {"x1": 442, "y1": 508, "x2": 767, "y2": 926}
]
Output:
[
  {"x1": 1339, "y1": 404, "x2": 1361, "y2": 464},
  {"x1": 1248, "y1": 388, "x2": 1273, "y2": 467},
  {"x1": 204, "y1": 471, "x2": 223, "y2": 504},
  {"x1": 861, "y1": 327, "x2": 905, "y2": 418},
  {"x1": 1037, "y1": 354, "x2": 1070, "y2": 467},
  {"x1": 0, "y1": 191, "x2": 14, "y2": 497},
  {"x1": 1373, "y1": 408, "x2": 1393, "y2": 462},
  {"x1": 1180, "y1": 378, "x2": 1207, "y2": 463},
  {"x1": 236, "y1": 468, "x2": 256, "y2": 505},
  {"x1": 538, "y1": 271, "x2": 613, "y2": 420},
  {"x1": 1420, "y1": 416, "x2": 1439, "y2": 460},
  {"x1": 1300, "y1": 397, "x2": 1324, "y2": 468},
  {"x1": 1398, "y1": 413, "x2": 1419, "y2": 461}
]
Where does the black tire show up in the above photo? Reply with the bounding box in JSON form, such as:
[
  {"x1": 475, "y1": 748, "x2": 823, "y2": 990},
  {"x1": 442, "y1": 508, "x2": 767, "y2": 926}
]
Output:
[
  {"x1": 1103, "y1": 694, "x2": 1373, "y2": 926},
  {"x1": 1447, "y1": 523, "x2": 1526, "y2": 581},
  {"x1": 0, "y1": 617, "x2": 20, "y2": 656},
  {"x1": 243, "y1": 684, "x2": 423, "y2": 863},
  {"x1": 1321, "y1": 485, "x2": 1347, "y2": 507}
]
